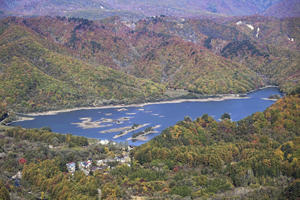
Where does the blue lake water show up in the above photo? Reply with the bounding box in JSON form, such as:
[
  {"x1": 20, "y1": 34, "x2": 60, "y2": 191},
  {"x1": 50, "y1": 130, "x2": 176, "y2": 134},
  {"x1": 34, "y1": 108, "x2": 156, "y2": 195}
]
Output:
[{"x1": 11, "y1": 87, "x2": 282, "y2": 145}]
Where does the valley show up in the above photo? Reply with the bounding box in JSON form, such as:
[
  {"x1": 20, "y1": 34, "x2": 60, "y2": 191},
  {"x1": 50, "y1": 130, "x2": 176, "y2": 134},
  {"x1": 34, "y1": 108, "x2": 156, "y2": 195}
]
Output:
[
  {"x1": 0, "y1": 1, "x2": 300, "y2": 199},
  {"x1": 1, "y1": 87, "x2": 299, "y2": 199}
]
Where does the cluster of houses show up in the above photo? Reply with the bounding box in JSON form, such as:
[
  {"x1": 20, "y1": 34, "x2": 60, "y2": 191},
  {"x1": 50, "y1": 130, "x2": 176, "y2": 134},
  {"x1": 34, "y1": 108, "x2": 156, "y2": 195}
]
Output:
[
  {"x1": 10, "y1": 158, "x2": 27, "y2": 187},
  {"x1": 66, "y1": 152, "x2": 132, "y2": 175}
]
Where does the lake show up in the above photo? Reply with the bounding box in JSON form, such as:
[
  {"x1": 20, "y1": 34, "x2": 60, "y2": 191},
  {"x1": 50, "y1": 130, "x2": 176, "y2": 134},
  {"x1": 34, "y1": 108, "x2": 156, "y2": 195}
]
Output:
[{"x1": 11, "y1": 87, "x2": 282, "y2": 145}]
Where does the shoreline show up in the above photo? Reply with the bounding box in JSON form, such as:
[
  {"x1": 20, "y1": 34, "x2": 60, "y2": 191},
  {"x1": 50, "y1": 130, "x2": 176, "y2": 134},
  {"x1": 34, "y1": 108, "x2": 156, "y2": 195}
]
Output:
[
  {"x1": 13, "y1": 85, "x2": 279, "y2": 120},
  {"x1": 8, "y1": 116, "x2": 35, "y2": 124},
  {"x1": 20, "y1": 95, "x2": 248, "y2": 117}
]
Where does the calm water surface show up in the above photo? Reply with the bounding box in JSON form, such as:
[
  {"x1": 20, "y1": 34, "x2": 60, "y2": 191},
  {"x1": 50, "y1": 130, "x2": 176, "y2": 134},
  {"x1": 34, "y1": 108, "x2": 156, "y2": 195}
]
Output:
[{"x1": 11, "y1": 87, "x2": 282, "y2": 145}]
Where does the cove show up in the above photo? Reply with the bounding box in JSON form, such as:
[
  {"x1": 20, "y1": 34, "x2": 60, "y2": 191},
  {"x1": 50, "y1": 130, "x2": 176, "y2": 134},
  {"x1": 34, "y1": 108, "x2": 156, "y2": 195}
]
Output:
[{"x1": 10, "y1": 87, "x2": 282, "y2": 146}]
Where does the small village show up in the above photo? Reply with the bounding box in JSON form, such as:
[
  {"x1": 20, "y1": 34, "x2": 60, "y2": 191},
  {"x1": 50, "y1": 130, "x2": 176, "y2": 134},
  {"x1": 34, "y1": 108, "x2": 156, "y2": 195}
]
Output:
[{"x1": 66, "y1": 144, "x2": 133, "y2": 176}]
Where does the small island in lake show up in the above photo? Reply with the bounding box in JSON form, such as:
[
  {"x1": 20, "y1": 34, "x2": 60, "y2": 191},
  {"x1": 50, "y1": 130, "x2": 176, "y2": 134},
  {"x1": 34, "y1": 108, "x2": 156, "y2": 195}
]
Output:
[{"x1": 268, "y1": 94, "x2": 281, "y2": 100}]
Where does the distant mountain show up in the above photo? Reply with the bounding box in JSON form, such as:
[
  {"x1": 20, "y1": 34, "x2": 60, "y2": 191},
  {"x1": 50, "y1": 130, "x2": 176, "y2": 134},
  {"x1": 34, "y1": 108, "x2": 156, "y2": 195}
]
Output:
[
  {"x1": 1, "y1": 0, "x2": 298, "y2": 19},
  {"x1": 264, "y1": 0, "x2": 300, "y2": 18},
  {"x1": 106, "y1": 0, "x2": 282, "y2": 16}
]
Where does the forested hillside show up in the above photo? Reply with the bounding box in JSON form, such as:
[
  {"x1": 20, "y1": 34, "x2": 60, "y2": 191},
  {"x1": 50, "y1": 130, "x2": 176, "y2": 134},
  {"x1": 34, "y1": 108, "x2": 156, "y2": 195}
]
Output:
[
  {"x1": 131, "y1": 88, "x2": 300, "y2": 199},
  {"x1": 1, "y1": 15, "x2": 300, "y2": 113},
  {"x1": 223, "y1": 16, "x2": 300, "y2": 93},
  {"x1": 151, "y1": 16, "x2": 300, "y2": 93},
  {"x1": 0, "y1": 15, "x2": 299, "y2": 114},
  {"x1": 0, "y1": 16, "x2": 270, "y2": 113},
  {"x1": 15, "y1": 16, "x2": 300, "y2": 95},
  {"x1": 0, "y1": 18, "x2": 165, "y2": 112},
  {"x1": 0, "y1": 126, "x2": 131, "y2": 199},
  {"x1": 19, "y1": 16, "x2": 264, "y2": 94}
]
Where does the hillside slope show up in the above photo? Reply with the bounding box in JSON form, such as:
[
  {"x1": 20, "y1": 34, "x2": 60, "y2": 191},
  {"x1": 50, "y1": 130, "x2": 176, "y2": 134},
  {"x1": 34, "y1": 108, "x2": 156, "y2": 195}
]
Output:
[
  {"x1": 179, "y1": 16, "x2": 300, "y2": 93},
  {"x1": 128, "y1": 16, "x2": 300, "y2": 93},
  {"x1": 222, "y1": 16, "x2": 300, "y2": 93},
  {"x1": 0, "y1": 20, "x2": 165, "y2": 112},
  {"x1": 131, "y1": 89, "x2": 300, "y2": 198},
  {"x1": 1, "y1": 15, "x2": 299, "y2": 112},
  {"x1": 16, "y1": 16, "x2": 264, "y2": 95}
]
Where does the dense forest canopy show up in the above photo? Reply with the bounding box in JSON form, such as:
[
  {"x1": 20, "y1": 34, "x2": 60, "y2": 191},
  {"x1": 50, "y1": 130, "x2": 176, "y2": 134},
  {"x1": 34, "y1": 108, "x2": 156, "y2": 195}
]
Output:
[{"x1": 0, "y1": 16, "x2": 300, "y2": 113}]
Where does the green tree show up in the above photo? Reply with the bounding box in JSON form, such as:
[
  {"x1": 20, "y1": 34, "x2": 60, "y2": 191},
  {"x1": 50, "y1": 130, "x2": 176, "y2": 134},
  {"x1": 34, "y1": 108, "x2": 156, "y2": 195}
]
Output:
[
  {"x1": 221, "y1": 113, "x2": 231, "y2": 120},
  {"x1": 170, "y1": 186, "x2": 192, "y2": 197},
  {"x1": 0, "y1": 180, "x2": 10, "y2": 200},
  {"x1": 281, "y1": 179, "x2": 300, "y2": 200}
]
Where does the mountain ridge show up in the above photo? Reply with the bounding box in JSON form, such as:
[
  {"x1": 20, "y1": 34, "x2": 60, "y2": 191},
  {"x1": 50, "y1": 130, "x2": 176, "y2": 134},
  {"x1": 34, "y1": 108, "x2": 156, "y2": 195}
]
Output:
[
  {"x1": 0, "y1": 15, "x2": 299, "y2": 113},
  {"x1": 1, "y1": 0, "x2": 299, "y2": 19},
  {"x1": 12, "y1": 16, "x2": 265, "y2": 93}
]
